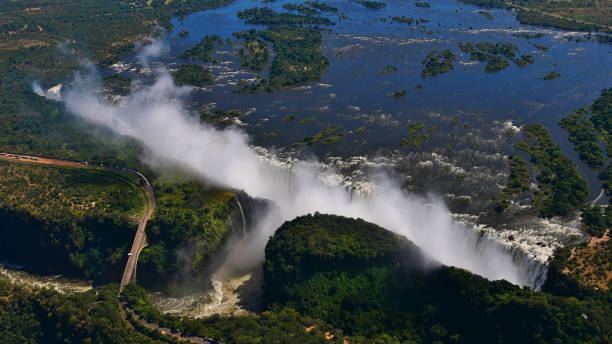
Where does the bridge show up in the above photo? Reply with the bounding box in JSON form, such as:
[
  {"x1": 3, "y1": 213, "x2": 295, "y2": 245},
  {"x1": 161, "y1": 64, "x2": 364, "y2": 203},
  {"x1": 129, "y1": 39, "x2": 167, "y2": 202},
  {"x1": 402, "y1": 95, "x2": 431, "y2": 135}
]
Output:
[{"x1": 119, "y1": 174, "x2": 155, "y2": 291}]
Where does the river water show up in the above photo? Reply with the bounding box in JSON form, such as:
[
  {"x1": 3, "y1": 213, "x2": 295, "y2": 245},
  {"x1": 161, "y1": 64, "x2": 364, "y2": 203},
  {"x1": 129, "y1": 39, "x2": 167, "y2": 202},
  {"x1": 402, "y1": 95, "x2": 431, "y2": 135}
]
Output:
[
  {"x1": 0, "y1": 261, "x2": 92, "y2": 293},
  {"x1": 118, "y1": 0, "x2": 612, "y2": 200}
]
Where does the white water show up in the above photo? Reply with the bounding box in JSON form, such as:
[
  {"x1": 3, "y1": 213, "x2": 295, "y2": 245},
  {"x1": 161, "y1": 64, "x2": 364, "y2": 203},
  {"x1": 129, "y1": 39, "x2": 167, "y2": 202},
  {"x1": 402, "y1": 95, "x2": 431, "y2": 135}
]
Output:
[
  {"x1": 0, "y1": 263, "x2": 92, "y2": 293},
  {"x1": 226, "y1": 208, "x2": 236, "y2": 234},
  {"x1": 48, "y1": 69, "x2": 543, "y2": 289},
  {"x1": 235, "y1": 196, "x2": 247, "y2": 237}
]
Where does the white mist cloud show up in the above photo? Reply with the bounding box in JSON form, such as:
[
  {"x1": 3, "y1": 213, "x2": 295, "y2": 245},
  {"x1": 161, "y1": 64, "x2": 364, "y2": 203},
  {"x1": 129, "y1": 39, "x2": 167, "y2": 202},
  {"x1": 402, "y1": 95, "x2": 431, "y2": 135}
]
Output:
[
  {"x1": 32, "y1": 81, "x2": 63, "y2": 101},
  {"x1": 137, "y1": 37, "x2": 169, "y2": 65},
  {"x1": 56, "y1": 69, "x2": 539, "y2": 288}
]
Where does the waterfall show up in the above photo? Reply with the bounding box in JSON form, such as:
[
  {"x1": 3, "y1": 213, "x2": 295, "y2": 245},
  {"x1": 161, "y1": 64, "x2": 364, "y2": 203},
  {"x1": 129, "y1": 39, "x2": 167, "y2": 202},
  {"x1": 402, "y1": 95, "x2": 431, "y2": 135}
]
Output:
[
  {"x1": 235, "y1": 195, "x2": 247, "y2": 237},
  {"x1": 470, "y1": 226, "x2": 549, "y2": 290},
  {"x1": 511, "y1": 247, "x2": 549, "y2": 291},
  {"x1": 59, "y1": 69, "x2": 550, "y2": 290},
  {"x1": 226, "y1": 207, "x2": 235, "y2": 234}
]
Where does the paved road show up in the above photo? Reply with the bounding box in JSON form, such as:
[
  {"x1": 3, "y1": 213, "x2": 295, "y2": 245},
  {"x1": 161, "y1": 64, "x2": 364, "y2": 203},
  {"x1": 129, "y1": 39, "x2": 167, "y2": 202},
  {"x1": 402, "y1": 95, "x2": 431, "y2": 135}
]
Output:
[
  {"x1": 0, "y1": 152, "x2": 156, "y2": 292},
  {"x1": 124, "y1": 306, "x2": 220, "y2": 344}
]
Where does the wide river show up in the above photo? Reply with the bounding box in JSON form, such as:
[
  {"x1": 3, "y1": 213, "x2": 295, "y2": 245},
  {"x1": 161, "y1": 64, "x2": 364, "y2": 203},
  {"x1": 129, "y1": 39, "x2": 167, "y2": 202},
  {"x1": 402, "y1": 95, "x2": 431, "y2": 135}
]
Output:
[{"x1": 118, "y1": 0, "x2": 612, "y2": 200}]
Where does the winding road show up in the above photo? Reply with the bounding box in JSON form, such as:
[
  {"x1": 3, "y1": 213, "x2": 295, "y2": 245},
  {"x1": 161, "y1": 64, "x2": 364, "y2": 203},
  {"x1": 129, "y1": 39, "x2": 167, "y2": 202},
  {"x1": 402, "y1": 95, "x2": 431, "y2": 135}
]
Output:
[{"x1": 590, "y1": 187, "x2": 607, "y2": 206}]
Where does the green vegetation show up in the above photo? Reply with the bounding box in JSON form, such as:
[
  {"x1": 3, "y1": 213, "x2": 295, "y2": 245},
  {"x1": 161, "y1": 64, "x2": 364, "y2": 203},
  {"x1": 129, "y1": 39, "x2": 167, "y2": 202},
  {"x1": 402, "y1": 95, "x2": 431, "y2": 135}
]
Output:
[
  {"x1": 7, "y1": 211, "x2": 611, "y2": 344},
  {"x1": 283, "y1": 3, "x2": 320, "y2": 15},
  {"x1": 459, "y1": 42, "x2": 533, "y2": 73},
  {"x1": 122, "y1": 283, "x2": 345, "y2": 343},
  {"x1": 0, "y1": 160, "x2": 143, "y2": 283},
  {"x1": 177, "y1": 34, "x2": 223, "y2": 63},
  {"x1": 283, "y1": 114, "x2": 297, "y2": 121},
  {"x1": 323, "y1": 135, "x2": 344, "y2": 145},
  {"x1": 516, "y1": 9, "x2": 606, "y2": 33},
  {"x1": 299, "y1": 117, "x2": 317, "y2": 124},
  {"x1": 306, "y1": 1, "x2": 339, "y2": 13},
  {"x1": 199, "y1": 109, "x2": 242, "y2": 123},
  {"x1": 514, "y1": 32, "x2": 545, "y2": 39},
  {"x1": 514, "y1": 54, "x2": 535, "y2": 67},
  {"x1": 559, "y1": 107, "x2": 604, "y2": 169},
  {"x1": 542, "y1": 71, "x2": 561, "y2": 80},
  {"x1": 353, "y1": 0, "x2": 387, "y2": 9},
  {"x1": 392, "y1": 16, "x2": 415, "y2": 24},
  {"x1": 234, "y1": 8, "x2": 332, "y2": 90},
  {"x1": 304, "y1": 126, "x2": 337, "y2": 145},
  {"x1": 421, "y1": 49, "x2": 456, "y2": 77},
  {"x1": 586, "y1": 88, "x2": 612, "y2": 152},
  {"x1": 400, "y1": 121, "x2": 435, "y2": 149},
  {"x1": 264, "y1": 27, "x2": 330, "y2": 89},
  {"x1": 559, "y1": 89, "x2": 612, "y2": 195},
  {"x1": 415, "y1": 1, "x2": 432, "y2": 8},
  {"x1": 530, "y1": 42, "x2": 550, "y2": 51},
  {"x1": 0, "y1": 158, "x2": 245, "y2": 289},
  {"x1": 581, "y1": 205, "x2": 612, "y2": 237},
  {"x1": 263, "y1": 213, "x2": 612, "y2": 342},
  {"x1": 494, "y1": 155, "x2": 530, "y2": 212},
  {"x1": 591, "y1": 88, "x2": 612, "y2": 192},
  {"x1": 0, "y1": 281, "x2": 174, "y2": 344},
  {"x1": 179, "y1": 30, "x2": 189, "y2": 38},
  {"x1": 237, "y1": 7, "x2": 333, "y2": 26},
  {"x1": 376, "y1": 64, "x2": 398, "y2": 76},
  {"x1": 0, "y1": 0, "x2": 231, "y2": 168},
  {"x1": 478, "y1": 10, "x2": 494, "y2": 20},
  {"x1": 235, "y1": 31, "x2": 270, "y2": 71},
  {"x1": 355, "y1": 126, "x2": 366, "y2": 134},
  {"x1": 172, "y1": 64, "x2": 212, "y2": 87},
  {"x1": 138, "y1": 182, "x2": 240, "y2": 288},
  {"x1": 385, "y1": 90, "x2": 406, "y2": 98},
  {"x1": 515, "y1": 124, "x2": 587, "y2": 217},
  {"x1": 457, "y1": 0, "x2": 612, "y2": 33}
]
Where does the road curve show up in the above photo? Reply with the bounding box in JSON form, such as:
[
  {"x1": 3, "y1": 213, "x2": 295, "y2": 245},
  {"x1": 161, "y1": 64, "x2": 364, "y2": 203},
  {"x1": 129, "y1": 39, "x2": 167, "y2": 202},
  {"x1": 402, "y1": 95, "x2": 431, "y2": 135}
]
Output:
[{"x1": 590, "y1": 187, "x2": 607, "y2": 206}]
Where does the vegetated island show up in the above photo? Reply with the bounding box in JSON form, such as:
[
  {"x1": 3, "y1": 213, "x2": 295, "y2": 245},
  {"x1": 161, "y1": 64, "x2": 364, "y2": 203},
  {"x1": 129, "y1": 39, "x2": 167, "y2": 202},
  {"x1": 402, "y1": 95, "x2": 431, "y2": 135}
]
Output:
[
  {"x1": 421, "y1": 48, "x2": 456, "y2": 77},
  {"x1": 541, "y1": 71, "x2": 561, "y2": 80},
  {"x1": 514, "y1": 123, "x2": 587, "y2": 217},
  {"x1": 559, "y1": 88, "x2": 612, "y2": 194},
  {"x1": 415, "y1": 1, "x2": 431, "y2": 8},
  {"x1": 178, "y1": 34, "x2": 224, "y2": 63},
  {"x1": 234, "y1": 7, "x2": 333, "y2": 92},
  {"x1": 172, "y1": 64, "x2": 213, "y2": 87},
  {"x1": 458, "y1": 41, "x2": 534, "y2": 73},
  {"x1": 353, "y1": 0, "x2": 387, "y2": 9}
]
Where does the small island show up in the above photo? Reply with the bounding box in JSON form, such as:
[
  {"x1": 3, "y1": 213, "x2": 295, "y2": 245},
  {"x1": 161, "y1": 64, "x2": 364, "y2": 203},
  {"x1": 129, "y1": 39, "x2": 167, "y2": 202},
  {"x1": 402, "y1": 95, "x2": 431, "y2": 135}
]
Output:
[
  {"x1": 172, "y1": 64, "x2": 212, "y2": 87},
  {"x1": 421, "y1": 49, "x2": 456, "y2": 77}
]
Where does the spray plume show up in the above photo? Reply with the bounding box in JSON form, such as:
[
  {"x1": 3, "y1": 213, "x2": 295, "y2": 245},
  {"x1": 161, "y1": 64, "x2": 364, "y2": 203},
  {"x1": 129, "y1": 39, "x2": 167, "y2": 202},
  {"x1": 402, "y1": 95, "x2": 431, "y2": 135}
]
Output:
[{"x1": 44, "y1": 68, "x2": 537, "y2": 288}]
